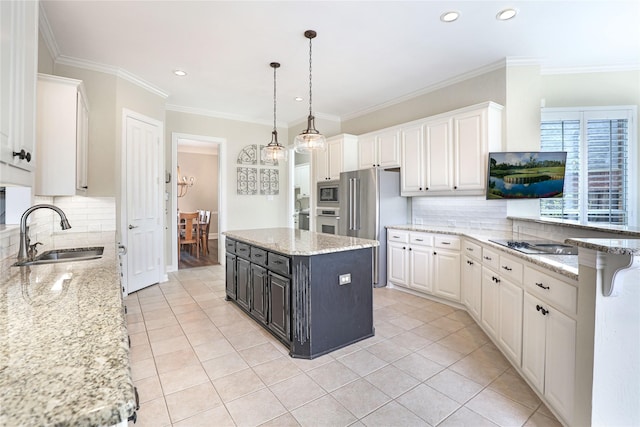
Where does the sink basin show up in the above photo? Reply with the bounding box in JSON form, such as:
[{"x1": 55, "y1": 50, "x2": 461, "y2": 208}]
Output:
[
  {"x1": 529, "y1": 243, "x2": 578, "y2": 255},
  {"x1": 13, "y1": 246, "x2": 104, "y2": 266}
]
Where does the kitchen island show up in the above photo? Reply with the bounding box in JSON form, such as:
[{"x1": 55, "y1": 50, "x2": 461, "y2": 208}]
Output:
[
  {"x1": 223, "y1": 228, "x2": 378, "y2": 359},
  {"x1": 0, "y1": 232, "x2": 136, "y2": 426}
]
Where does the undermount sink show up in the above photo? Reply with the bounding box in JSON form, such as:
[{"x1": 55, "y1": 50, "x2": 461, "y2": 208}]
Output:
[{"x1": 13, "y1": 247, "x2": 104, "y2": 267}]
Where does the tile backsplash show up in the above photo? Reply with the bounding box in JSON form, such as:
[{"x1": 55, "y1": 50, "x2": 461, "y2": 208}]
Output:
[{"x1": 411, "y1": 196, "x2": 511, "y2": 232}]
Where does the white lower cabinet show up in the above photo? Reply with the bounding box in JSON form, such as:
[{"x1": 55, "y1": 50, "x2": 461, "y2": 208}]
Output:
[
  {"x1": 480, "y1": 252, "x2": 524, "y2": 365},
  {"x1": 387, "y1": 240, "x2": 409, "y2": 287},
  {"x1": 409, "y1": 244, "x2": 432, "y2": 293},
  {"x1": 387, "y1": 230, "x2": 578, "y2": 425},
  {"x1": 522, "y1": 286, "x2": 576, "y2": 425},
  {"x1": 387, "y1": 231, "x2": 460, "y2": 302},
  {"x1": 432, "y1": 241, "x2": 461, "y2": 300},
  {"x1": 461, "y1": 254, "x2": 482, "y2": 320}
]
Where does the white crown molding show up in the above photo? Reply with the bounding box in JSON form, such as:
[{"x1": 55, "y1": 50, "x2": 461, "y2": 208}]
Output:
[
  {"x1": 54, "y1": 55, "x2": 169, "y2": 99},
  {"x1": 505, "y1": 57, "x2": 543, "y2": 67},
  {"x1": 341, "y1": 59, "x2": 508, "y2": 122},
  {"x1": 541, "y1": 63, "x2": 640, "y2": 75},
  {"x1": 38, "y1": 3, "x2": 60, "y2": 61}
]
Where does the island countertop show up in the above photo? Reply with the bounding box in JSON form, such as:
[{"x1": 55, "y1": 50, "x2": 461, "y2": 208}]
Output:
[
  {"x1": 223, "y1": 227, "x2": 379, "y2": 256},
  {"x1": 0, "y1": 232, "x2": 136, "y2": 426}
]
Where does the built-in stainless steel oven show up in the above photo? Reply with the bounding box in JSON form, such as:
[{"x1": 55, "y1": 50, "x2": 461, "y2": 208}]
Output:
[
  {"x1": 317, "y1": 180, "x2": 339, "y2": 207},
  {"x1": 316, "y1": 207, "x2": 340, "y2": 235}
]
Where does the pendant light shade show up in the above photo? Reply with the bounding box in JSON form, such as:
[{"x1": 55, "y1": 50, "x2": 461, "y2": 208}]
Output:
[
  {"x1": 294, "y1": 30, "x2": 326, "y2": 154},
  {"x1": 262, "y1": 62, "x2": 288, "y2": 162}
]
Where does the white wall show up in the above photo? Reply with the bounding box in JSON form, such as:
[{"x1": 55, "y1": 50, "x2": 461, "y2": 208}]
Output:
[{"x1": 166, "y1": 110, "x2": 290, "y2": 233}]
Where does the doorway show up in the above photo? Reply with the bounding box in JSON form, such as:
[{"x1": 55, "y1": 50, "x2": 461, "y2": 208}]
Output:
[{"x1": 170, "y1": 133, "x2": 226, "y2": 272}]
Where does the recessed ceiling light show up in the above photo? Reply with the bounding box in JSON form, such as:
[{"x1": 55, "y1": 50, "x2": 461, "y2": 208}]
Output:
[
  {"x1": 294, "y1": 97, "x2": 303, "y2": 102},
  {"x1": 440, "y1": 11, "x2": 460, "y2": 23},
  {"x1": 496, "y1": 8, "x2": 518, "y2": 21},
  {"x1": 173, "y1": 69, "x2": 187, "y2": 76}
]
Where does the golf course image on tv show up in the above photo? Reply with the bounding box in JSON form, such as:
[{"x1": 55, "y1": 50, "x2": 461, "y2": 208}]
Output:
[{"x1": 486, "y1": 151, "x2": 567, "y2": 199}]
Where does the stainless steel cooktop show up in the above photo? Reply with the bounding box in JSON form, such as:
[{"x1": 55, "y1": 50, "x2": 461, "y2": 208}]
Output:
[{"x1": 489, "y1": 239, "x2": 578, "y2": 255}]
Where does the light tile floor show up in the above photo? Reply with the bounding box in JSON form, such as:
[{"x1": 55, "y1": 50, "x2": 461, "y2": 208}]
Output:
[{"x1": 125, "y1": 265, "x2": 562, "y2": 427}]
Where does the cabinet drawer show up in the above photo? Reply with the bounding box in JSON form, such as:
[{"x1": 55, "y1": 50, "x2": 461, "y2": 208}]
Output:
[
  {"x1": 236, "y1": 242, "x2": 251, "y2": 259},
  {"x1": 268, "y1": 252, "x2": 291, "y2": 276},
  {"x1": 225, "y1": 239, "x2": 236, "y2": 254},
  {"x1": 498, "y1": 254, "x2": 523, "y2": 284},
  {"x1": 250, "y1": 246, "x2": 268, "y2": 266},
  {"x1": 435, "y1": 235, "x2": 460, "y2": 250},
  {"x1": 524, "y1": 266, "x2": 577, "y2": 315},
  {"x1": 463, "y1": 240, "x2": 481, "y2": 261},
  {"x1": 388, "y1": 230, "x2": 409, "y2": 243},
  {"x1": 409, "y1": 233, "x2": 433, "y2": 246},
  {"x1": 482, "y1": 247, "x2": 500, "y2": 271}
]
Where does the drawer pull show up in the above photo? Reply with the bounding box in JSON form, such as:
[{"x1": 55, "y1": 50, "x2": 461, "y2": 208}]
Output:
[
  {"x1": 502, "y1": 265, "x2": 513, "y2": 271},
  {"x1": 442, "y1": 241, "x2": 451, "y2": 245},
  {"x1": 535, "y1": 282, "x2": 550, "y2": 290},
  {"x1": 536, "y1": 304, "x2": 549, "y2": 316},
  {"x1": 254, "y1": 254, "x2": 263, "y2": 258},
  {"x1": 273, "y1": 260, "x2": 283, "y2": 265},
  {"x1": 415, "y1": 238, "x2": 423, "y2": 242},
  {"x1": 239, "y1": 248, "x2": 248, "y2": 252},
  {"x1": 466, "y1": 247, "x2": 474, "y2": 252},
  {"x1": 467, "y1": 260, "x2": 474, "y2": 265},
  {"x1": 484, "y1": 256, "x2": 492, "y2": 261},
  {"x1": 393, "y1": 235, "x2": 400, "y2": 238}
]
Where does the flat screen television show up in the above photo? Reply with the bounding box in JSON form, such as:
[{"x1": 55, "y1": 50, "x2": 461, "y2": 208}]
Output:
[{"x1": 486, "y1": 151, "x2": 567, "y2": 199}]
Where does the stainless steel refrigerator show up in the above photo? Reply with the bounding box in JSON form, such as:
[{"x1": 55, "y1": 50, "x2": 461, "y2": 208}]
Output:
[{"x1": 338, "y1": 168, "x2": 409, "y2": 287}]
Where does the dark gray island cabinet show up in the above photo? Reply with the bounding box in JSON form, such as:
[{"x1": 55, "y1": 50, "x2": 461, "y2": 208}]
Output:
[{"x1": 224, "y1": 228, "x2": 378, "y2": 359}]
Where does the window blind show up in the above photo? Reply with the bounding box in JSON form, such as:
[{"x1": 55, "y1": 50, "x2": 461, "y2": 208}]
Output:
[{"x1": 540, "y1": 111, "x2": 631, "y2": 226}]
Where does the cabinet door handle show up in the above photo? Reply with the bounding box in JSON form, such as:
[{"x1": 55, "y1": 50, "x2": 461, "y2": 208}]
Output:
[
  {"x1": 409, "y1": 247, "x2": 412, "y2": 251},
  {"x1": 536, "y1": 304, "x2": 549, "y2": 315},
  {"x1": 492, "y1": 276, "x2": 500, "y2": 283},
  {"x1": 535, "y1": 282, "x2": 550, "y2": 290},
  {"x1": 502, "y1": 265, "x2": 513, "y2": 271},
  {"x1": 12, "y1": 149, "x2": 32, "y2": 162}
]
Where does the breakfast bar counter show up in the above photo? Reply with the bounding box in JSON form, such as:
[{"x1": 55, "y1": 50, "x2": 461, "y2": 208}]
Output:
[
  {"x1": 223, "y1": 228, "x2": 378, "y2": 359},
  {"x1": 0, "y1": 232, "x2": 136, "y2": 426}
]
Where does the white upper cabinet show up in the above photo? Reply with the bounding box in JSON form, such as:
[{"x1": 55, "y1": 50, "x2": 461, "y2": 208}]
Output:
[
  {"x1": 0, "y1": 0, "x2": 38, "y2": 187},
  {"x1": 313, "y1": 134, "x2": 358, "y2": 182},
  {"x1": 400, "y1": 102, "x2": 503, "y2": 196},
  {"x1": 35, "y1": 74, "x2": 90, "y2": 196},
  {"x1": 358, "y1": 128, "x2": 401, "y2": 169}
]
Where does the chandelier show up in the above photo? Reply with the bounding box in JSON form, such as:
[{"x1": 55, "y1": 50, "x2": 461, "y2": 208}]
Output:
[{"x1": 177, "y1": 165, "x2": 195, "y2": 197}]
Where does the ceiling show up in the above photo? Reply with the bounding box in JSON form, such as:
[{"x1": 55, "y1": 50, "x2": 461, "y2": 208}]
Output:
[{"x1": 40, "y1": 1, "x2": 640, "y2": 126}]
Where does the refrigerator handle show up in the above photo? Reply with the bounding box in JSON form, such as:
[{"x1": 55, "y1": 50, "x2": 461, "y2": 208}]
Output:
[
  {"x1": 348, "y1": 178, "x2": 354, "y2": 231},
  {"x1": 353, "y1": 178, "x2": 360, "y2": 230}
]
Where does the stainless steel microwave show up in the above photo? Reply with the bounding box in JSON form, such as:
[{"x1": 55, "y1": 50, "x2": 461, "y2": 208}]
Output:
[{"x1": 317, "y1": 181, "x2": 339, "y2": 206}]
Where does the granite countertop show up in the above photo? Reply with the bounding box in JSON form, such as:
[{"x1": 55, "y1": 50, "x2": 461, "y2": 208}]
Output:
[
  {"x1": 387, "y1": 224, "x2": 580, "y2": 281},
  {"x1": 509, "y1": 216, "x2": 640, "y2": 237},
  {"x1": 223, "y1": 227, "x2": 378, "y2": 256},
  {"x1": 566, "y1": 237, "x2": 640, "y2": 256},
  {"x1": 0, "y1": 232, "x2": 135, "y2": 426}
]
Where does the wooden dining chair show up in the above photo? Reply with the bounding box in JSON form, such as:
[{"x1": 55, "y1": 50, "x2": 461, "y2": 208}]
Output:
[
  {"x1": 199, "y1": 210, "x2": 211, "y2": 255},
  {"x1": 178, "y1": 211, "x2": 200, "y2": 260}
]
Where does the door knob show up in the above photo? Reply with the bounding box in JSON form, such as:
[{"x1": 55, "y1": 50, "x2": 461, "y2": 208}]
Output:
[{"x1": 128, "y1": 225, "x2": 138, "y2": 229}]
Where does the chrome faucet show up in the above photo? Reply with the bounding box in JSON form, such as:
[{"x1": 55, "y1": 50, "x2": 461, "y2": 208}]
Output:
[{"x1": 17, "y1": 204, "x2": 72, "y2": 262}]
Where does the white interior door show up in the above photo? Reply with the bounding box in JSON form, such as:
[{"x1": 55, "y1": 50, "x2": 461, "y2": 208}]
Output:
[{"x1": 123, "y1": 110, "x2": 163, "y2": 293}]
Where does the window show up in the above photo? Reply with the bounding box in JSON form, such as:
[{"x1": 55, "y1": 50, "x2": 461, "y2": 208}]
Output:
[{"x1": 540, "y1": 107, "x2": 636, "y2": 225}]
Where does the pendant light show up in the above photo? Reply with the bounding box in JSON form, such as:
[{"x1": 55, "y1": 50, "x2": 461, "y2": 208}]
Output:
[
  {"x1": 262, "y1": 62, "x2": 288, "y2": 162},
  {"x1": 294, "y1": 30, "x2": 326, "y2": 154}
]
